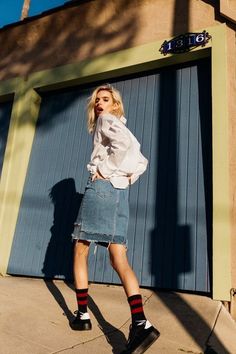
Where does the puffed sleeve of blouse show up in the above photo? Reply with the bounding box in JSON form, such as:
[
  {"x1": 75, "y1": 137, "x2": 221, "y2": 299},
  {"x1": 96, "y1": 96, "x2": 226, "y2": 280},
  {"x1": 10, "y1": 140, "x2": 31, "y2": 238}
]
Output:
[
  {"x1": 130, "y1": 153, "x2": 148, "y2": 184},
  {"x1": 97, "y1": 114, "x2": 132, "y2": 178}
]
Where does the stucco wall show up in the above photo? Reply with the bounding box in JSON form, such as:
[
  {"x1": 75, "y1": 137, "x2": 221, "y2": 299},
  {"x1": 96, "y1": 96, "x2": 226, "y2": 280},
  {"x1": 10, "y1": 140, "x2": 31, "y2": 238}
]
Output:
[
  {"x1": 0, "y1": 0, "x2": 236, "y2": 292},
  {"x1": 0, "y1": 0, "x2": 223, "y2": 81}
]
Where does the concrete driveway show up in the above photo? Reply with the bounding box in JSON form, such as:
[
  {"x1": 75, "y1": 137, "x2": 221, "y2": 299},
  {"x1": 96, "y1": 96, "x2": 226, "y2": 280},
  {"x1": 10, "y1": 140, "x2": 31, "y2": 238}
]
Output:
[{"x1": 0, "y1": 276, "x2": 235, "y2": 354}]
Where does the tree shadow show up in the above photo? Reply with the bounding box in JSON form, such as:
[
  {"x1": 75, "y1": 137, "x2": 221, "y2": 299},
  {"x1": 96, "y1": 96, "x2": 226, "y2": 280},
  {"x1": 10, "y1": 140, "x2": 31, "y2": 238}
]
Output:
[{"x1": 0, "y1": 0, "x2": 140, "y2": 83}]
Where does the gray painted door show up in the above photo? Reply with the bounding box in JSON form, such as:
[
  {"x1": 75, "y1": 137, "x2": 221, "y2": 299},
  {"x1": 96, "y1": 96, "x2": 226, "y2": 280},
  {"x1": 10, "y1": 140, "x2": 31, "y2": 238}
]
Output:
[
  {"x1": 8, "y1": 59, "x2": 212, "y2": 292},
  {"x1": 0, "y1": 101, "x2": 12, "y2": 178}
]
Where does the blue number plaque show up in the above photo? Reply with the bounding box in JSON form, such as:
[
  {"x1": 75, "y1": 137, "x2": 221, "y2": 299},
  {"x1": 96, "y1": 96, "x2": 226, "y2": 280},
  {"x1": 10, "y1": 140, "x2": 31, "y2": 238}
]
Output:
[{"x1": 160, "y1": 31, "x2": 211, "y2": 55}]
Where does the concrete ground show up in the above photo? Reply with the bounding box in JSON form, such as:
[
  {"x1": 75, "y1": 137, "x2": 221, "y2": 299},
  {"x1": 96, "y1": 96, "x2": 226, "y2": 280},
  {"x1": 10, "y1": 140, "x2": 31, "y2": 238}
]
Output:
[{"x1": 0, "y1": 276, "x2": 236, "y2": 354}]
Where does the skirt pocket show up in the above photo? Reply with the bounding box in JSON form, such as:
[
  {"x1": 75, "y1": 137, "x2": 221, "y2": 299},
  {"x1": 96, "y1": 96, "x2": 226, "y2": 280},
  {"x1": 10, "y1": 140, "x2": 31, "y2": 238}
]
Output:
[{"x1": 94, "y1": 179, "x2": 112, "y2": 199}]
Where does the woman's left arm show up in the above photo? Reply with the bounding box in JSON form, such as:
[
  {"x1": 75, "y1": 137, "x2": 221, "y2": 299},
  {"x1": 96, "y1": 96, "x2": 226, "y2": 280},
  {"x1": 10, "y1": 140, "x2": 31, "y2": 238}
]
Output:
[{"x1": 129, "y1": 156, "x2": 148, "y2": 184}]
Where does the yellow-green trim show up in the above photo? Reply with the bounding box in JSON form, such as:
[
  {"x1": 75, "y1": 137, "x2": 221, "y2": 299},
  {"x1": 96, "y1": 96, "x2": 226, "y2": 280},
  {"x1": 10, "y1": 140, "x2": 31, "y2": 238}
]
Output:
[
  {"x1": 0, "y1": 77, "x2": 19, "y2": 97},
  {"x1": 211, "y1": 25, "x2": 231, "y2": 300},
  {"x1": 0, "y1": 24, "x2": 231, "y2": 300},
  {"x1": 0, "y1": 85, "x2": 41, "y2": 275}
]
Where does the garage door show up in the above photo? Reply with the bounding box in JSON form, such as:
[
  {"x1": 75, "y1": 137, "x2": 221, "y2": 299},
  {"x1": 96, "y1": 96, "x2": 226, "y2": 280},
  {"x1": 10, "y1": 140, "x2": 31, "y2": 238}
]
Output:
[{"x1": 8, "y1": 58, "x2": 212, "y2": 292}]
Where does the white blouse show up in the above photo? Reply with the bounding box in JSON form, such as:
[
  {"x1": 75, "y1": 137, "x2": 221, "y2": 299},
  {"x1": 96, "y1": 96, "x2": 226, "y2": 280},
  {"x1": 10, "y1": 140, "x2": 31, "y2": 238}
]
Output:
[{"x1": 87, "y1": 113, "x2": 148, "y2": 189}]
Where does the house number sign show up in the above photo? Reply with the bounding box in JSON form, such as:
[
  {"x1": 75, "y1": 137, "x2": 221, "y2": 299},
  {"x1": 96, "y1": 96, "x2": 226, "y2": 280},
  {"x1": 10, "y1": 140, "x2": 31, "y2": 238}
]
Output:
[{"x1": 159, "y1": 31, "x2": 211, "y2": 55}]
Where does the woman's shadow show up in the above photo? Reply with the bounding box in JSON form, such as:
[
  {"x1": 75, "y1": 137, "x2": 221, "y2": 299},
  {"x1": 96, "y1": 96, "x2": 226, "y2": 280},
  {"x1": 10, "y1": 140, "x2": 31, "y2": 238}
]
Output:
[{"x1": 42, "y1": 178, "x2": 127, "y2": 354}]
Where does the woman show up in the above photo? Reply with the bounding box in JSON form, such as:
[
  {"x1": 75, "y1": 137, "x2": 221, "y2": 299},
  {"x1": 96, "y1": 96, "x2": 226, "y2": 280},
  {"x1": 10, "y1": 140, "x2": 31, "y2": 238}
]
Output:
[{"x1": 71, "y1": 84, "x2": 160, "y2": 354}]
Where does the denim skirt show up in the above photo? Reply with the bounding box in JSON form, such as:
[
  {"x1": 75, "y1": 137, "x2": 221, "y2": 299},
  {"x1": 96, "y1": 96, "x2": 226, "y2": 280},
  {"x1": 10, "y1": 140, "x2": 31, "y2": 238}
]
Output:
[{"x1": 72, "y1": 177, "x2": 129, "y2": 248}]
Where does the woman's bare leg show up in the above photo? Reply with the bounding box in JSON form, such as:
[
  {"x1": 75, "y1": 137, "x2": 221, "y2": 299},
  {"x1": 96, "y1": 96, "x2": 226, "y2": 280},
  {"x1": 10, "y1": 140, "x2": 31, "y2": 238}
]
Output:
[
  {"x1": 108, "y1": 243, "x2": 140, "y2": 297},
  {"x1": 73, "y1": 240, "x2": 90, "y2": 289},
  {"x1": 72, "y1": 240, "x2": 92, "y2": 330},
  {"x1": 109, "y1": 243, "x2": 160, "y2": 352}
]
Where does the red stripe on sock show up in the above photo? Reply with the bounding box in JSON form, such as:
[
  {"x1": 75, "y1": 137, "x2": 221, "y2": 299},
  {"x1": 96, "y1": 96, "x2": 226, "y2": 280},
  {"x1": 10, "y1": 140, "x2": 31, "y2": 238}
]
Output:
[
  {"x1": 77, "y1": 300, "x2": 88, "y2": 305},
  {"x1": 131, "y1": 307, "x2": 143, "y2": 314},
  {"x1": 76, "y1": 293, "x2": 88, "y2": 298},
  {"x1": 130, "y1": 299, "x2": 142, "y2": 306}
]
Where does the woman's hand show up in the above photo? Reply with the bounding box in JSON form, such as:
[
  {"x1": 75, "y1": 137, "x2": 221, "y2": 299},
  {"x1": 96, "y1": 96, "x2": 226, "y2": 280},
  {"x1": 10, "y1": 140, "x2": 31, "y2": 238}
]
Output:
[
  {"x1": 92, "y1": 170, "x2": 105, "y2": 181},
  {"x1": 92, "y1": 172, "x2": 132, "y2": 184},
  {"x1": 127, "y1": 174, "x2": 132, "y2": 185}
]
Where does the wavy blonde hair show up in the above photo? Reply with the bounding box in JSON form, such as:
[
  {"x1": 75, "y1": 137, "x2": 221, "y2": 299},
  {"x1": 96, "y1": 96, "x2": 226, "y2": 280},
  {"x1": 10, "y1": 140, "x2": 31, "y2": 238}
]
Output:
[{"x1": 87, "y1": 84, "x2": 125, "y2": 134}]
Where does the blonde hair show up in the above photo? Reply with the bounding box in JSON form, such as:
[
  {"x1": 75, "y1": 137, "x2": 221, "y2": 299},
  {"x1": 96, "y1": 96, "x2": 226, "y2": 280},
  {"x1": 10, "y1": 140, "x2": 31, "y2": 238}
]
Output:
[{"x1": 87, "y1": 84, "x2": 125, "y2": 134}]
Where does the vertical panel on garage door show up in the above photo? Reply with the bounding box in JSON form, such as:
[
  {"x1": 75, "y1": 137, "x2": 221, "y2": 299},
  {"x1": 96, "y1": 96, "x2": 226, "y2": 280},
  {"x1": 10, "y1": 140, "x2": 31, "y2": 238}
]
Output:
[
  {"x1": 0, "y1": 101, "x2": 12, "y2": 177},
  {"x1": 8, "y1": 58, "x2": 211, "y2": 292}
]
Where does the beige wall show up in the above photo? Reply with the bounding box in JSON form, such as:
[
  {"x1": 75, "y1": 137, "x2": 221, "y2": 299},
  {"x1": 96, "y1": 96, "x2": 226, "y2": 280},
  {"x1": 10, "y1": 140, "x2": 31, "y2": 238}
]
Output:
[
  {"x1": 0, "y1": 0, "x2": 235, "y2": 290},
  {"x1": 0, "y1": 0, "x2": 224, "y2": 81}
]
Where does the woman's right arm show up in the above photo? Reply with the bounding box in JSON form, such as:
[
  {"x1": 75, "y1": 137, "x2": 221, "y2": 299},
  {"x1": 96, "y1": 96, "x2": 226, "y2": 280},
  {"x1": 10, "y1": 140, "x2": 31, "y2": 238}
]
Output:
[{"x1": 96, "y1": 114, "x2": 132, "y2": 179}]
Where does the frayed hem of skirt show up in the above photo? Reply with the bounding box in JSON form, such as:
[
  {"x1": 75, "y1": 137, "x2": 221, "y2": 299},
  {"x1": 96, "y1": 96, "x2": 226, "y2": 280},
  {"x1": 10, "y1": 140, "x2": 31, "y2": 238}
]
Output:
[{"x1": 71, "y1": 230, "x2": 128, "y2": 249}]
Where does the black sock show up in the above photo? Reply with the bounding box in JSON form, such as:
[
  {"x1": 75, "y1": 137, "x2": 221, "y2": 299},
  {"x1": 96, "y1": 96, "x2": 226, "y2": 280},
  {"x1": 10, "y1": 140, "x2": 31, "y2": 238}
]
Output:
[
  {"x1": 128, "y1": 294, "x2": 146, "y2": 325},
  {"x1": 76, "y1": 288, "x2": 88, "y2": 317}
]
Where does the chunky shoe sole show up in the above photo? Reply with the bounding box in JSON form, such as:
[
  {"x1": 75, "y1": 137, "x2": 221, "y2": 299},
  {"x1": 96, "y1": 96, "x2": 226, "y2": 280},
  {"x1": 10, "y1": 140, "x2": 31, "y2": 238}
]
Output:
[
  {"x1": 122, "y1": 328, "x2": 160, "y2": 354},
  {"x1": 70, "y1": 320, "x2": 92, "y2": 331}
]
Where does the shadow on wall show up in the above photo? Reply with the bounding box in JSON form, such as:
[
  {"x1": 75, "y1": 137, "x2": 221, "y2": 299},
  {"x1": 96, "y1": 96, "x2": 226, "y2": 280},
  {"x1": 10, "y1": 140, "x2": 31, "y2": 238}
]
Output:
[
  {"x1": 42, "y1": 177, "x2": 127, "y2": 354},
  {"x1": 150, "y1": 58, "x2": 213, "y2": 291},
  {"x1": 151, "y1": 1, "x2": 229, "y2": 353},
  {"x1": 0, "y1": 0, "x2": 140, "y2": 81},
  {"x1": 42, "y1": 178, "x2": 82, "y2": 280},
  {"x1": 0, "y1": 101, "x2": 13, "y2": 177}
]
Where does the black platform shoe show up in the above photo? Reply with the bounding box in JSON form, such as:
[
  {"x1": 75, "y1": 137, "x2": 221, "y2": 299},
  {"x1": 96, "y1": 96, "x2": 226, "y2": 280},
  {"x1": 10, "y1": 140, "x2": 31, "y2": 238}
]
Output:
[
  {"x1": 71, "y1": 311, "x2": 92, "y2": 331},
  {"x1": 121, "y1": 320, "x2": 160, "y2": 354}
]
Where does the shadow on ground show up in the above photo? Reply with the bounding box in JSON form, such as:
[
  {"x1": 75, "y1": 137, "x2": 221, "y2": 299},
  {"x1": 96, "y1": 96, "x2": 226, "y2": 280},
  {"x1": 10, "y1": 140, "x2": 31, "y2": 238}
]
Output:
[{"x1": 44, "y1": 280, "x2": 127, "y2": 354}]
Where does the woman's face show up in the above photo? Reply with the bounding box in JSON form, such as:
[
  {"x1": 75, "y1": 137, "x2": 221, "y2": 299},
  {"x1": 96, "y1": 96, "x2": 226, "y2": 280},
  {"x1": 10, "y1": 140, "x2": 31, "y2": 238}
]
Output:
[{"x1": 94, "y1": 90, "x2": 118, "y2": 117}]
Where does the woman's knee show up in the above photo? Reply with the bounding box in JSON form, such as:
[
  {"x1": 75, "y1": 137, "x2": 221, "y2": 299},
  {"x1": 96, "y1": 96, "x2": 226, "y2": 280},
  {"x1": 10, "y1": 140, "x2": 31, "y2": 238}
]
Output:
[
  {"x1": 109, "y1": 244, "x2": 129, "y2": 272},
  {"x1": 74, "y1": 240, "x2": 90, "y2": 258},
  {"x1": 110, "y1": 258, "x2": 131, "y2": 275}
]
